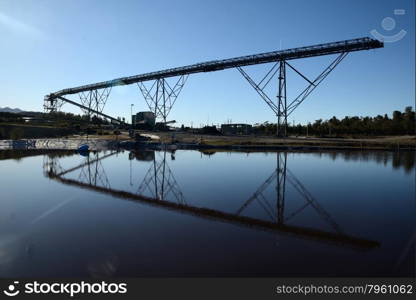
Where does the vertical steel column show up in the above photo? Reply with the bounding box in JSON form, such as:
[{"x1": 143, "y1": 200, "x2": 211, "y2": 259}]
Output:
[
  {"x1": 155, "y1": 80, "x2": 160, "y2": 119},
  {"x1": 277, "y1": 60, "x2": 287, "y2": 137},
  {"x1": 155, "y1": 78, "x2": 168, "y2": 123},
  {"x1": 162, "y1": 79, "x2": 167, "y2": 123},
  {"x1": 94, "y1": 90, "x2": 98, "y2": 119},
  {"x1": 283, "y1": 63, "x2": 288, "y2": 137}
]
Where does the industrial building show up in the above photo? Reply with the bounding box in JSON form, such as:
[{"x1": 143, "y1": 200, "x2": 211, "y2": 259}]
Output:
[
  {"x1": 221, "y1": 123, "x2": 253, "y2": 135},
  {"x1": 132, "y1": 111, "x2": 156, "y2": 129}
]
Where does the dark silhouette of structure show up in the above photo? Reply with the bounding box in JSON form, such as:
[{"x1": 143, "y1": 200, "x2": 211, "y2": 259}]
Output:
[
  {"x1": 43, "y1": 150, "x2": 379, "y2": 249},
  {"x1": 44, "y1": 37, "x2": 383, "y2": 135}
]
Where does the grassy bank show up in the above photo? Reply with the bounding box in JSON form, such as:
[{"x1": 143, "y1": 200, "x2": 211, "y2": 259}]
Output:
[
  {"x1": 59, "y1": 131, "x2": 415, "y2": 150},
  {"x1": 151, "y1": 132, "x2": 416, "y2": 150}
]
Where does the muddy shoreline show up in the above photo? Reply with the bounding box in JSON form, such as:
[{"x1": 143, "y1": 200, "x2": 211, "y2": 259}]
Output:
[{"x1": 0, "y1": 137, "x2": 415, "y2": 152}]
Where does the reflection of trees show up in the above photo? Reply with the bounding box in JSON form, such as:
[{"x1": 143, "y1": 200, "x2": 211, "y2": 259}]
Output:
[
  {"x1": 392, "y1": 152, "x2": 415, "y2": 173},
  {"x1": 312, "y1": 151, "x2": 415, "y2": 174},
  {"x1": 0, "y1": 149, "x2": 73, "y2": 161},
  {"x1": 5, "y1": 148, "x2": 414, "y2": 173}
]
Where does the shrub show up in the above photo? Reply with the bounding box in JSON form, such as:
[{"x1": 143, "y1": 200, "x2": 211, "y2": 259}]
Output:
[{"x1": 10, "y1": 127, "x2": 24, "y2": 140}]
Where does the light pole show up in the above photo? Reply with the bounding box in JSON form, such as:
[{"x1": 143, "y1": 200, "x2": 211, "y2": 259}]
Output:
[{"x1": 130, "y1": 104, "x2": 134, "y2": 127}]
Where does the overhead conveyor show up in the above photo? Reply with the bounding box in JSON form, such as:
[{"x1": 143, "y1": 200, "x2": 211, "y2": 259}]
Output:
[{"x1": 44, "y1": 37, "x2": 383, "y2": 134}]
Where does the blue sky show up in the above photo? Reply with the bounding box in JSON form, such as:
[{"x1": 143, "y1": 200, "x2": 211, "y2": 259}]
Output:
[{"x1": 0, "y1": 0, "x2": 414, "y2": 126}]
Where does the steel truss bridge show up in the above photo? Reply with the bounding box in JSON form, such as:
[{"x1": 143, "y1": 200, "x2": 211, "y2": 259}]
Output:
[
  {"x1": 44, "y1": 37, "x2": 383, "y2": 135},
  {"x1": 43, "y1": 150, "x2": 379, "y2": 249}
]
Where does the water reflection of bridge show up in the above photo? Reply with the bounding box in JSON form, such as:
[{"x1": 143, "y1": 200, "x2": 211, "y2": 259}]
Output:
[{"x1": 43, "y1": 150, "x2": 379, "y2": 249}]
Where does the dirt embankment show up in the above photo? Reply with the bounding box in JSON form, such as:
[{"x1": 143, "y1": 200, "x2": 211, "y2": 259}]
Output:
[
  {"x1": 149, "y1": 132, "x2": 416, "y2": 150},
  {"x1": 1, "y1": 129, "x2": 414, "y2": 151}
]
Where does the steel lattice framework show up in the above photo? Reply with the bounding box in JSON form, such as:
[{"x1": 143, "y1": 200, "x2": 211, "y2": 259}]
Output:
[
  {"x1": 137, "y1": 75, "x2": 188, "y2": 123},
  {"x1": 44, "y1": 37, "x2": 383, "y2": 134}
]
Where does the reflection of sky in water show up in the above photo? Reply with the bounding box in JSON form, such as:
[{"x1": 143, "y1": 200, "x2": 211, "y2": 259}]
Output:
[{"x1": 0, "y1": 150, "x2": 414, "y2": 277}]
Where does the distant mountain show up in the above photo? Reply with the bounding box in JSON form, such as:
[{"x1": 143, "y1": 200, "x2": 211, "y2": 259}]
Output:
[{"x1": 0, "y1": 107, "x2": 24, "y2": 113}]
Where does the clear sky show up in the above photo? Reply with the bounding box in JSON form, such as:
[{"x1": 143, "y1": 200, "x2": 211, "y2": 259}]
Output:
[{"x1": 0, "y1": 0, "x2": 414, "y2": 126}]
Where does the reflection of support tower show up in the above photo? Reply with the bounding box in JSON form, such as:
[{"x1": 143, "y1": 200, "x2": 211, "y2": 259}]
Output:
[
  {"x1": 276, "y1": 152, "x2": 287, "y2": 224},
  {"x1": 77, "y1": 152, "x2": 111, "y2": 189},
  {"x1": 137, "y1": 151, "x2": 185, "y2": 204},
  {"x1": 284, "y1": 168, "x2": 343, "y2": 234},
  {"x1": 137, "y1": 75, "x2": 188, "y2": 123},
  {"x1": 237, "y1": 152, "x2": 343, "y2": 234},
  {"x1": 44, "y1": 150, "x2": 378, "y2": 249},
  {"x1": 44, "y1": 152, "x2": 113, "y2": 189},
  {"x1": 43, "y1": 155, "x2": 64, "y2": 177}
]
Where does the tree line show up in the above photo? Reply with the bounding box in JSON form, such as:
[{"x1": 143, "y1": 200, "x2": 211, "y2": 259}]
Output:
[
  {"x1": 254, "y1": 106, "x2": 415, "y2": 136},
  {"x1": 0, "y1": 111, "x2": 111, "y2": 126}
]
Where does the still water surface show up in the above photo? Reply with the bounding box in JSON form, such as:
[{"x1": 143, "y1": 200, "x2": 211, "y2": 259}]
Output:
[{"x1": 0, "y1": 149, "x2": 414, "y2": 277}]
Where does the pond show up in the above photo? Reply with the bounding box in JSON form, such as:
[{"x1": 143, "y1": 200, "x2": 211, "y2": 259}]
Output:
[{"x1": 0, "y1": 149, "x2": 414, "y2": 277}]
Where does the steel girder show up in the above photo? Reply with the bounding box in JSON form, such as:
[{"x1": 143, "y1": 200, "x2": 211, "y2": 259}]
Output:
[{"x1": 45, "y1": 37, "x2": 382, "y2": 100}]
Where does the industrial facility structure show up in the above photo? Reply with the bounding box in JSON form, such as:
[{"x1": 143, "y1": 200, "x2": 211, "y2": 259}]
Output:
[
  {"x1": 44, "y1": 37, "x2": 383, "y2": 136},
  {"x1": 132, "y1": 111, "x2": 156, "y2": 129},
  {"x1": 221, "y1": 124, "x2": 253, "y2": 135}
]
